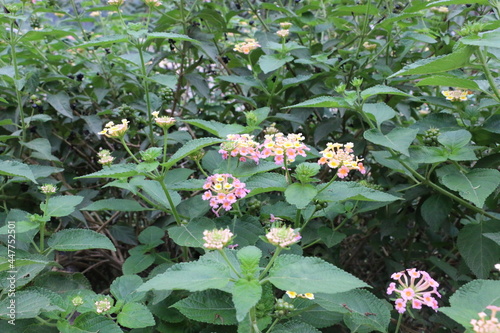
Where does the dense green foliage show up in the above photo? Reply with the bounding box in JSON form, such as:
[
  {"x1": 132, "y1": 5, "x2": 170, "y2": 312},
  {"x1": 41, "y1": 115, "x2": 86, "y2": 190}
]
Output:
[{"x1": 0, "y1": 0, "x2": 500, "y2": 332}]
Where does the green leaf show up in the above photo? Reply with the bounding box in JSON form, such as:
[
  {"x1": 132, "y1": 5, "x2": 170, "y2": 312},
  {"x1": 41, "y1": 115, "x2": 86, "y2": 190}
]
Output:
[
  {"x1": 138, "y1": 226, "x2": 165, "y2": 245},
  {"x1": 421, "y1": 194, "x2": 453, "y2": 231},
  {"x1": 246, "y1": 173, "x2": 287, "y2": 196},
  {"x1": 237, "y1": 246, "x2": 262, "y2": 277},
  {"x1": 316, "y1": 181, "x2": 401, "y2": 203},
  {"x1": 457, "y1": 221, "x2": 500, "y2": 278},
  {"x1": 48, "y1": 229, "x2": 116, "y2": 251},
  {"x1": 147, "y1": 32, "x2": 199, "y2": 43},
  {"x1": 389, "y1": 46, "x2": 474, "y2": 77},
  {"x1": 110, "y1": 275, "x2": 146, "y2": 303},
  {"x1": 272, "y1": 320, "x2": 322, "y2": 333},
  {"x1": 361, "y1": 85, "x2": 412, "y2": 100},
  {"x1": 440, "y1": 280, "x2": 500, "y2": 330},
  {"x1": 21, "y1": 29, "x2": 78, "y2": 42},
  {"x1": 117, "y1": 302, "x2": 156, "y2": 328},
  {"x1": 364, "y1": 127, "x2": 419, "y2": 156},
  {"x1": 409, "y1": 146, "x2": 448, "y2": 164},
  {"x1": 285, "y1": 96, "x2": 349, "y2": 109},
  {"x1": 149, "y1": 74, "x2": 177, "y2": 89},
  {"x1": 285, "y1": 183, "x2": 317, "y2": 209},
  {"x1": 21, "y1": 138, "x2": 59, "y2": 161},
  {"x1": 318, "y1": 227, "x2": 346, "y2": 248},
  {"x1": 82, "y1": 199, "x2": 147, "y2": 212},
  {"x1": 168, "y1": 217, "x2": 215, "y2": 248},
  {"x1": 258, "y1": 55, "x2": 293, "y2": 74},
  {"x1": 282, "y1": 75, "x2": 314, "y2": 89},
  {"x1": 183, "y1": 119, "x2": 246, "y2": 138},
  {"x1": 137, "y1": 258, "x2": 231, "y2": 292},
  {"x1": 484, "y1": 115, "x2": 500, "y2": 134},
  {"x1": 172, "y1": 290, "x2": 237, "y2": 325},
  {"x1": 163, "y1": 137, "x2": 225, "y2": 170},
  {"x1": 77, "y1": 164, "x2": 139, "y2": 179},
  {"x1": 233, "y1": 279, "x2": 262, "y2": 321},
  {"x1": 0, "y1": 290, "x2": 55, "y2": 319},
  {"x1": 134, "y1": 179, "x2": 181, "y2": 209},
  {"x1": 268, "y1": 254, "x2": 369, "y2": 294},
  {"x1": 218, "y1": 75, "x2": 263, "y2": 89},
  {"x1": 437, "y1": 129, "x2": 471, "y2": 149},
  {"x1": 363, "y1": 103, "x2": 397, "y2": 127},
  {"x1": 122, "y1": 254, "x2": 155, "y2": 275},
  {"x1": 484, "y1": 232, "x2": 500, "y2": 245},
  {"x1": 47, "y1": 92, "x2": 74, "y2": 119},
  {"x1": 0, "y1": 160, "x2": 37, "y2": 183},
  {"x1": 315, "y1": 289, "x2": 391, "y2": 333},
  {"x1": 439, "y1": 168, "x2": 500, "y2": 207},
  {"x1": 416, "y1": 75, "x2": 480, "y2": 90},
  {"x1": 461, "y1": 29, "x2": 500, "y2": 48},
  {"x1": 73, "y1": 312, "x2": 123, "y2": 333},
  {"x1": 44, "y1": 195, "x2": 84, "y2": 217},
  {"x1": 75, "y1": 34, "x2": 128, "y2": 48}
]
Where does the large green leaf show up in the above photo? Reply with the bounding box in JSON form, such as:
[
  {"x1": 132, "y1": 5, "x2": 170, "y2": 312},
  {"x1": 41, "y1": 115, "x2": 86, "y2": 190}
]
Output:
[
  {"x1": 258, "y1": 55, "x2": 293, "y2": 74},
  {"x1": 137, "y1": 258, "x2": 231, "y2": 292},
  {"x1": 183, "y1": 119, "x2": 246, "y2": 138},
  {"x1": 47, "y1": 92, "x2": 74, "y2": 119},
  {"x1": 457, "y1": 220, "x2": 500, "y2": 278},
  {"x1": 315, "y1": 289, "x2": 391, "y2": 333},
  {"x1": 77, "y1": 164, "x2": 138, "y2": 179},
  {"x1": 364, "y1": 127, "x2": 419, "y2": 156},
  {"x1": 316, "y1": 181, "x2": 401, "y2": 203},
  {"x1": 233, "y1": 279, "x2": 262, "y2": 321},
  {"x1": 168, "y1": 217, "x2": 215, "y2": 248},
  {"x1": 285, "y1": 183, "x2": 317, "y2": 209},
  {"x1": 272, "y1": 320, "x2": 322, "y2": 333},
  {"x1": 268, "y1": 254, "x2": 368, "y2": 294},
  {"x1": 461, "y1": 29, "x2": 500, "y2": 48},
  {"x1": 147, "y1": 32, "x2": 199, "y2": 43},
  {"x1": 389, "y1": 45, "x2": 474, "y2": 77},
  {"x1": 439, "y1": 168, "x2": 500, "y2": 207},
  {"x1": 117, "y1": 302, "x2": 156, "y2": 328},
  {"x1": 47, "y1": 229, "x2": 116, "y2": 251},
  {"x1": 360, "y1": 85, "x2": 412, "y2": 100},
  {"x1": 110, "y1": 275, "x2": 146, "y2": 303},
  {"x1": 81, "y1": 199, "x2": 147, "y2": 212},
  {"x1": 415, "y1": 75, "x2": 480, "y2": 90},
  {"x1": 162, "y1": 137, "x2": 225, "y2": 170},
  {"x1": 135, "y1": 179, "x2": 181, "y2": 209},
  {"x1": 0, "y1": 160, "x2": 37, "y2": 183},
  {"x1": 73, "y1": 312, "x2": 123, "y2": 333},
  {"x1": 285, "y1": 96, "x2": 349, "y2": 109},
  {"x1": 21, "y1": 138, "x2": 59, "y2": 161},
  {"x1": 440, "y1": 280, "x2": 500, "y2": 330},
  {"x1": 246, "y1": 173, "x2": 287, "y2": 196},
  {"x1": 172, "y1": 290, "x2": 237, "y2": 325},
  {"x1": 0, "y1": 290, "x2": 57, "y2": 319},
  {"x1": 122, "y1": 254, "x2": 155, "y2": 275},
  {"x1": 44, "y1": 195, "x2": 84, "y2": 217},
  {"x1": 75, "y1": 34, "x2": 128, "y2": 48},
  {"x1": 362, "y1": 103, "x2": 397, "y2": 127}
]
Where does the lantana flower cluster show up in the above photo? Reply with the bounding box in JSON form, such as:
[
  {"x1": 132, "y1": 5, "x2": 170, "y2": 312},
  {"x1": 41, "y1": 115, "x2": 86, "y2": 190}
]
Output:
[
  {"x1": 387, "y1": 268, "x2": 441, "y2": 314},
  {"x1": 99, "y1": 119, "x2": 129, "y2": 138},
  {"x1": 95, "y1": 297, "x2": 112, "y2": 314},
  {"x1": 318, "y1": 142, "x2": 366, "y2": 178},
  {"x1": 219, "y1": 134, "x2": 260, "y2": 163},
  {"x1": 470, "y1": 305, "x2": 500, "y2": 333},
  {"x1": 97, "y1": 149, "x2": 114, "y2": 166},
  {"x1": 260, "y1": 133, "x2": 309, "y2": 165},
  {"x1": 202, "y1": 228, "x2": 234, "y2": 250},
  {"x1": 202, "y1": 174, "x2": 249, "y2": 215},
  {"x1": 266, "y1": 225, "x2": 301, "y2": 248},
  {"x1": 152, "y1": 111, "x2": 175, "y2": 130},
  {"x1": 442, "y1": 89, "x2": 471, "y2": 102},
  {"x1": 286, "y1": 291, "x2": 314, "y2": 300},
  {"x1": 233, "y1": 38, "x2": 261, "y2": 54}
]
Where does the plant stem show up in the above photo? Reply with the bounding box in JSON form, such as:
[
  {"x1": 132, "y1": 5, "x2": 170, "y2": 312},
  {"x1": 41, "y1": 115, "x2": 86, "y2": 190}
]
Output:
[
  {"x1": 218, "y1": 248, "x2": 241, "y2": 278},
  {"x1": 9, "y1": 22, "x2": 26, "y2": 146},
  {"x1": 250, "y1": 306, "x2": 261, "y2": 333},
  {"x1": 119, "y1": 138, "x2": 141, "y2": 164},
  {"x1": 157, "y1": 177, "x2": 182, "y2": 224},
  {"x1": 265, "y1": 318, "x2": 280, "y2": 333},
  {"x1": 395, "y1": 312, "x2": 403, "y2": 333},
  {"x1": 476, "y1": 47, "x2": 500, "y2": 102},
  {"x1": 316, "y1": 173, "x2": 338, "y2": 195},
  {"x1": 259, "y1": 247, "x2": 283, "y2": 280},
  {"x1": 137, "y1": 44, "x2": 155, "y2": 144}
]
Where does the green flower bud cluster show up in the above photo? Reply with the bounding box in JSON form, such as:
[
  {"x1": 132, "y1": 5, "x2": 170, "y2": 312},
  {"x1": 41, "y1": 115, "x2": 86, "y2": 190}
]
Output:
[
  {"x1": 245, "y1": 111, "x2": 259, "y2": 127},
  {"x1": 314, "y1": 200, "x2": 328, "y2": 211},
  {"x1": 274, "y1": 299, "x2": 294, "y2": 317},
  {"x1": 117, "y1": 104, "x2": 136, "y2": 118},
  {"x1": 246, "y1": 198, "x2": 262, "y2": 214},
  {"x1": 423, "y1": 128, "x2": 440, "y2": 146},
  {"x1": 140, "y1": 147, "x2": 162, "y2": 162},
  {"x1": 159, "y1": 87, "x2": 175, "y2": 102}
]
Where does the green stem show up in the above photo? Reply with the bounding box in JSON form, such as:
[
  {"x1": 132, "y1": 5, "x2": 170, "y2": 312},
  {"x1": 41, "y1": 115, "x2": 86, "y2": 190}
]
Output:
[
  {"x1": 259, "y1": 247, "x2": 283, "y2": 280},
  {"x1": 317, "y1": 173, "x2": 338, "y2": 195},
  {"x1": 218, "y1": 249, "x2": 241, "y2": 278},
  {"x1": 137, "y1": 44, "x2": 155, "y2": 144},
  {"x1": 294, "y1": 209, "x2": 302, "y2": 229},
  {"x1": 162, "y1": 131, "x2": 168, "y2": 165},
  {"x1": 242, "y1": 0, "x2": 269, "y2": 31},
  {"x1": 195, "y1": 159, "x2": 209, "y2": 178},
  {"x1": 265, "y1": 317, "x2": 280, "y2": 333},
  {"x1": 119, "y1": 138, "x2": 141, "y2": 163},
  {"x1": 395, "y1": 312, "x2": 403, "y2": 333},
  {"x1": 39, "y1": 221, "x2": 46, "y2": 253},
  {"x1": 158, "y1": 177, "x2": 182, "y2": 224},
  {"x1": 476, "y1": 48, "x2": 500, "y2": 102},
  {"x1": 9, "y1": 22, "x2": 26, "y2": 145}
]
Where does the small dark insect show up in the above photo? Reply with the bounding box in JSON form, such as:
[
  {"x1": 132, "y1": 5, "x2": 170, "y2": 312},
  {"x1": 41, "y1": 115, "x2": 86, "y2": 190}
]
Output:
[
  {"x1": 342, "y1": 304, "x2": 353, "y2": 313},
  {"x1": 365, "y1": 312, "x2": 376, "y2": 316},
  {"x1": 214, "y1": 314, "x2": 224, "y2": 324}
]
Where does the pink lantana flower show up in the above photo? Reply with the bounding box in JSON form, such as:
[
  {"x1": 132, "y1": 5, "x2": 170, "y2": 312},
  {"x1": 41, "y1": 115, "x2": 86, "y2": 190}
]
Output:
[
  {"x1": 318, "y1": 142, "x2": 366, "y2": 179},
  {"x1": 387, "y1": 268, "x2": 441, "y2": 314},
  {"x1": 260, "y1": 132, "x2": 309, "y2": 165},
  {"x1": 202, "y1": 174, "x2": 249, "y2": 216}
]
